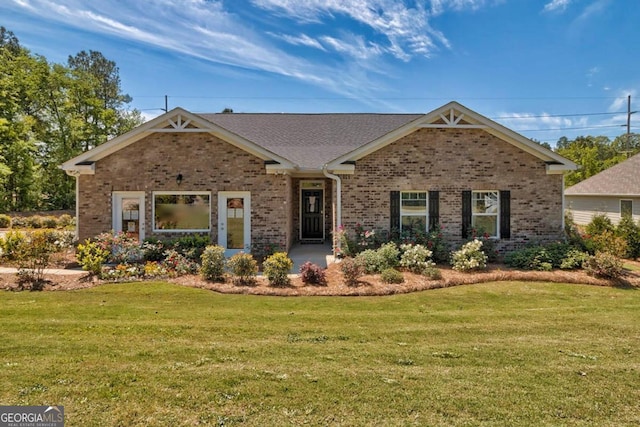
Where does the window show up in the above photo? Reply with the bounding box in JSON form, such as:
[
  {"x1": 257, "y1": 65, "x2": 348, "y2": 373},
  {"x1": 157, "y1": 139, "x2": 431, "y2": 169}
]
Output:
[
  {"x1": 472, "y1": 191, "x2": 499, "y2": 237},
  {"x1": 153, "y1": 192, "x2": 211, "y2": 232},
  {"x1": 621, "y1": 199, "x2": 633, "y2": 217},
  {"x1": 400, "y1": 191, "x2": 428, "y2": 232}
]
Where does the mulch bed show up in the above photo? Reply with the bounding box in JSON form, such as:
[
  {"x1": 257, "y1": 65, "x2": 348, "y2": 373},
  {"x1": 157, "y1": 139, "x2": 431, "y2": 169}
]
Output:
[{"x1": 2, "y1": 252, "x2": 639, "y2": 295}]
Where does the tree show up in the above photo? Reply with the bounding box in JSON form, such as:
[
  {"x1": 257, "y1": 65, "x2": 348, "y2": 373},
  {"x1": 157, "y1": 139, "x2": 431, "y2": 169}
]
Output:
[
  {"x1": 555, "y1": 135, "x2": 625, "y2": 187},
  {"x1": 0, "y1": 28, "x2": 144, "y2": 211}
]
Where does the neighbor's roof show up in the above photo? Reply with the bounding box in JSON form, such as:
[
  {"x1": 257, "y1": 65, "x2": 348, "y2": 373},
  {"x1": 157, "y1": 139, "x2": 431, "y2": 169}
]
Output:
[
  {"x1": 565, "y1": 152, "x2": 640, "y2": 196},
  {"x1": 200, "y1": 113, "x2": 422, "y2": 169}
]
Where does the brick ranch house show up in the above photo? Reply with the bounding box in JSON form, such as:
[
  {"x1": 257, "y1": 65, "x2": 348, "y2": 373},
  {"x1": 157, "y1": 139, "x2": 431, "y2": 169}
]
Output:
[{"x1": 61, "y1": 101, "x2": 577, "y2": 256}]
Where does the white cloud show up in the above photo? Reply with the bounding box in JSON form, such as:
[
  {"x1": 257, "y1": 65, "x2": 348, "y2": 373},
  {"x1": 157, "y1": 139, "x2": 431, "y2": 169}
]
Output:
[
  {"x1": 609, "y1": 90, "x2": 637, "y2": 112},
  {"x1": 269, "y1": 33, "x2": 326, "y2": 51},
  {"x1": 251, "y1": 0, "x2": 450, "y2": 60},
  {"x1": 543, "y1": 0, "x2": 573, "y2": 13}
]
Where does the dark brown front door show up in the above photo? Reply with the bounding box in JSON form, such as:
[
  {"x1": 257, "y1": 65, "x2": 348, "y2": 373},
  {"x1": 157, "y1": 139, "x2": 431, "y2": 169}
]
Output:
[{"x1": 301, "y1": 189, "x2": 323, "y2": 240}]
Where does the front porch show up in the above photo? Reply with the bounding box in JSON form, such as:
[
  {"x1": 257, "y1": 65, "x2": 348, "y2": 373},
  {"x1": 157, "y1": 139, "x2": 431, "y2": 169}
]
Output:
[{"x1": 287, "y1": 241, "x2": 334, "y2": 273}]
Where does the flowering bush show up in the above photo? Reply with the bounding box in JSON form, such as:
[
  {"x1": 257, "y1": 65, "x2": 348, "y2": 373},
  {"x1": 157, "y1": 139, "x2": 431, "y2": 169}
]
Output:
[
  {"x1": 143, "y1": 261, "x2": 169, "y2": 278},
  {"x1": 227, "y1": 252, "x2": 258, "y2": 285},
  {"x1": 14, "y1": 230, "x2": 60, "y2": 288},
  {"x1": 299, "y1": 262, "x2": 326, "y2": 285},
  {"x1": 95, "y1": 231, "x2": 142, "y2": 264},
  {"x1": 338, "y1": 224, "x2": 380, "y2": 256},
  {"x1": 262, "y1": 252, "x2": 293, "y2": 287},
  {"x1": 450, "y1": 239, "x2": 488, "y2": 272},
  {"x1": 162, "y1": 249, "x2": 199, "y2": 276},
  {"x1": 399, "y1": 243, "x2": 435, "y2": 274}
]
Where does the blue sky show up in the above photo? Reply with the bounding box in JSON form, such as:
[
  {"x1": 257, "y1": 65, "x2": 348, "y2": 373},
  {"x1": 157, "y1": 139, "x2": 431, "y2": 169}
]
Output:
[{"x1": 3, "y1": 0, "x2": 639, "y2": 146}]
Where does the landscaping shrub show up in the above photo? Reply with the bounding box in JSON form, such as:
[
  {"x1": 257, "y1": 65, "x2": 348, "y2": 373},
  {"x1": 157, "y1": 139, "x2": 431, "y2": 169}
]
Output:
[
  {"x1": 95, "y1": 231, "x2": 143, "y2": 264},
  {"x1": 591, "y1": 230, "x2": 628, "y2": 258},
  {"x1": 451, "y1": 239, "x2": 488, "y2": 272},
  {"x1": 380, "y1": 268, "x2": 404, "y2": 284},
  {"x1": 505, "y1": 243, "x2": 577, "y2": 271},
  {"x1": 251, "y1": 237, "x2": 282, "y2": 264},
  {"x1": 200, "y1": 245, "x2": 226, "y2": 282},
  {"x1": 616, "y1": 215, "x2": 640, "y2": 259},
  {"x1": 141, "y1": 239, "x2": 166, "y2": 262},
  {"x1": 355, "y1": 242, "x2": 399, "y2": 274},
  {"x1": 423, "y1": 266, "x2": 442, "y2": 280},
  {"x1": 262, "y1": 252, "x2": 293, "y2": 287},
  {"x1": 169, "y1": 234, "x2": 210, "y2": 262},
  {"x1": 57, "y1": 214, "x2": 74, "y2": 229},
  {"x1": 583, "y1": 251, "x2": 624, "y2": 279},
  {"x1": 586, "y1": 214, "x2": 614, "y2": 236},
  {"x1": 42, "y1": 216, "x2": 58, "y2": 229},
  {"x1": 26, "y1": 216, "x2": 43, "y2": 229},
  {"x1": 227, "y1": 252, "x2": 258, "y2": 285},
  {"x1": 0, "y1": 214, "x2": 11, "y2": 228},
  {"x1": 0, "y1": 230, "x2": 27, "y2": 260},
  {"x1": 299, "y1": 261, "x2": 326, "y2": 285},
  {"x1": 14, "y1": 230, "x2": 59, "y2": 289},
  {"x1": 162, "y1": 249, "x2": 199, "y2": 276},
  {"x1": 560, "y1": 248, "x2": 590, "y2": 270},
  {"x1": 399, "y1": 243, "x2": 435, "y2": 274},
  {"x1": 340, "y1": 257, "x2": 364, "y2": 286},
  {"x1": 9, "y1": 216, "x2": 26, "y2": 228},
  {"x1": 76, "y1": 240, "x2": 110, "y2": 276}
]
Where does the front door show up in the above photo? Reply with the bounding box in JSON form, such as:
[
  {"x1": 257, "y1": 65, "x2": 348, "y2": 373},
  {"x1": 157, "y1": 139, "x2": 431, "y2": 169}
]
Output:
[
  {"x1": 112, "y1": 192, "x2": 145, "y2": 241},
  {"x1": 218, "y1": 192, "x2": 251, "y2": 256},
  {"x1": 301, "y1": 188, "x2": 324, "y2": 240}
]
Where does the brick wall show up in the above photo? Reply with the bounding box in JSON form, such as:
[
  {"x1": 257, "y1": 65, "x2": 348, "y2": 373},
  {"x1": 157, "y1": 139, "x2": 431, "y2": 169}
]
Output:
[
  {"x1": 77, "y1": 133, "x2": 291, "y2": 250},
  {"x1": 340, "y1": 128, "x2": 564, "y2": 251}
]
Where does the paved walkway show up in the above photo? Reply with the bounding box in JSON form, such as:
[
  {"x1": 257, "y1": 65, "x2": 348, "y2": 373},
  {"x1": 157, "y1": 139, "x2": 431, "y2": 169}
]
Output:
[
  {"x1": 0, "y1": 266, "x2": 85, "y2": 275},
  {"x1": 287, "y1": 241, "x2": 335, "y2": 273}
]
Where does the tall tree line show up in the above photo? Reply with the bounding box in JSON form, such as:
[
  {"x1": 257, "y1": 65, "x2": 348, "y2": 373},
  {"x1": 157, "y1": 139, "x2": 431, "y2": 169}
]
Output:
[{"x1": 0, "y1": 27, "x2": 142, "y2": 212}]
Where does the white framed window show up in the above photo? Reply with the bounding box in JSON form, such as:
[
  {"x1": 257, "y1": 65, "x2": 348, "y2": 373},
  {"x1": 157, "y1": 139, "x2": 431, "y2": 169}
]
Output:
[
  {"x1": 621, "y1": 199, "x2": 633, "y2": 217},
  {"x1": 400, "y1": 191, "x2": 428, "y2": 233},
  {"x1": 472, "y1": 191, "x2": 499, "y2": 238},
  {"x1": 153, "y1": 191, "x2": 211, "y2": 232}
]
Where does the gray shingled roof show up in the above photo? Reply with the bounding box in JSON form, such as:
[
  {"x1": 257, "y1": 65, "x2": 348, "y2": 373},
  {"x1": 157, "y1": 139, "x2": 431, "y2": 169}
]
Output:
[
  {"x1": 565, "y1": 152, "x2": 640, "y2": 195},
  {"x1": 198, "y1": 113, "x2": 423, "y2": 169}
]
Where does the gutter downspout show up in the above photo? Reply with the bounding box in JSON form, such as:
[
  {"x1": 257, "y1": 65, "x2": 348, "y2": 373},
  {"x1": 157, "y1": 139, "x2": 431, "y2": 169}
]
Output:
[{"x1": 323, "y1": 165, "x2": 342, "y2": 254}]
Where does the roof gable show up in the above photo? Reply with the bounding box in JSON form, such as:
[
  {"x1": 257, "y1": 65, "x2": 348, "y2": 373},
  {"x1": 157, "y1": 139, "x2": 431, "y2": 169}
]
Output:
[
  {"x1": 326, "y1": 101, "x2": 577, "y2": 174},
  {"x1": 565, "y1": 152, "x2": 640, "y2": 196},
  {"x1": 60, "y1": 107, "x2": 295, "y2": 174}
]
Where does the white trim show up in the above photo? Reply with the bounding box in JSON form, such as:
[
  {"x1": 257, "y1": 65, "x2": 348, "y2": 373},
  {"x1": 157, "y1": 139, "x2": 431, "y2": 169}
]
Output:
[
  {"x1": 152, "y1": 191, "x2": 211, "y2": 233},
  {"x1": 112, "y1": 191, "x2": 146, "y2": 240},
  {"x1": 218, "y1": 191, "x2": 251, "y2": 256},
  {"x1": 299, "y1": 180, "x2": 325, "y2": 241}
]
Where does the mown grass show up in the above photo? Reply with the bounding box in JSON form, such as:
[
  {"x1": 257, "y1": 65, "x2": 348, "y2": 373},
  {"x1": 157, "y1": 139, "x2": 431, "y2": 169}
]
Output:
[{"x1": 1, "y1": 282, "x2": 639, "y2": 426}]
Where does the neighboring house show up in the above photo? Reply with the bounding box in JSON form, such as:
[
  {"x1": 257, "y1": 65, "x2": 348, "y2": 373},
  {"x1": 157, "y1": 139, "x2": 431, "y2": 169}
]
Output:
[
  {"x1": 565, "y1": 152, "x2": 640, "y2": 226},
  {"x1": 61, "y1": 101, "x2": 577, "y2": 255}
]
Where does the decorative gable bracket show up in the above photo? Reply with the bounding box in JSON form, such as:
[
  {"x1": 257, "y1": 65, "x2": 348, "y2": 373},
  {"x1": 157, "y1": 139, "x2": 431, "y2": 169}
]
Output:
[
  {"x1": 419, "y1": 108, "x2": 487, "y2": 129},
  {"x1": 152, "y1": 114, "x2": 205, "y2": 133}
]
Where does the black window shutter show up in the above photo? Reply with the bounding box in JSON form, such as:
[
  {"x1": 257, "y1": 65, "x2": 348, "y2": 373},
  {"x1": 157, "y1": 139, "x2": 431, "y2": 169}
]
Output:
[
  {"x1": 462, "y1": 190, "x2": 472, "y2": 238},
  {"x1": 500, "y1": 190, "x2": 511, "y2": 239},
  {"x1": 390, "y1": 191, "x2": 400, "y2": 232},
  {"x1": 428, "y1": 191, "x2": 439, "y2": 231}
]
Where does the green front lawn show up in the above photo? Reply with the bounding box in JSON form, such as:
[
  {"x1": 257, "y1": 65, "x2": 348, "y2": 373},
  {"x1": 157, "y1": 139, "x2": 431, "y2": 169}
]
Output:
[{"x1": 1, "y1": 282, "x2": 639, "y2": 426}]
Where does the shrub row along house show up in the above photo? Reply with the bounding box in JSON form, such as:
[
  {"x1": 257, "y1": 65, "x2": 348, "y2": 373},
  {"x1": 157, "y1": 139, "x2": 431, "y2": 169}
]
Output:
[{"x1": 61, "y1": 101, "x2": 577, "y2": 256}]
